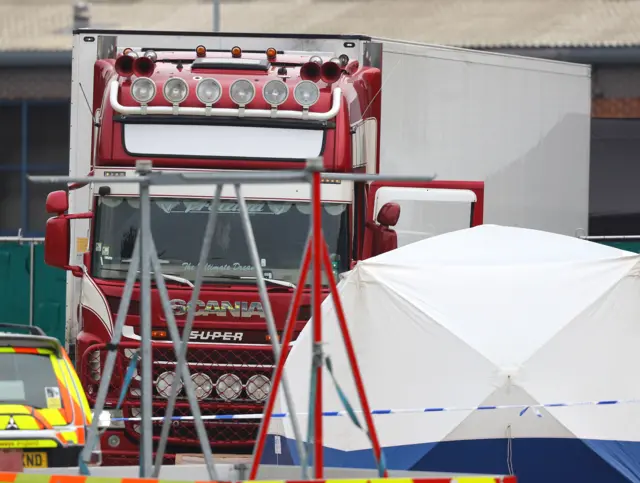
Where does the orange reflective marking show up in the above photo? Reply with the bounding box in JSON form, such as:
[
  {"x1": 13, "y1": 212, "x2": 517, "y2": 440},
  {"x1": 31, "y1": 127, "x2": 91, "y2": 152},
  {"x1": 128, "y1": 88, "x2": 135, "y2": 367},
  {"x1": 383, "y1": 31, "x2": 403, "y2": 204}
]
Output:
[
  {"x1": 62, "y1": 351, "x2": 93, "y2": 422},
  {"x1": 12, "y1": 348, "x2": 39, "y2": 354},
  {"x1": 76, "y1": 425, "x2": 86, "y2": 444},
  {"x1": 53, "y1": 357, "x2": 85, "y2": 427},
  {"x1": 30, "y1": 409, "x2": 52, "y2": 430},
  {"x1": 47, "y1": 476, "x2": 87, "y2": 483},
  {"x1": 59, "y1": 355, "x2": 87, "y2": 425},
  {"x1": 55, "y1": 375, "x2": 74, "y2": 424}
]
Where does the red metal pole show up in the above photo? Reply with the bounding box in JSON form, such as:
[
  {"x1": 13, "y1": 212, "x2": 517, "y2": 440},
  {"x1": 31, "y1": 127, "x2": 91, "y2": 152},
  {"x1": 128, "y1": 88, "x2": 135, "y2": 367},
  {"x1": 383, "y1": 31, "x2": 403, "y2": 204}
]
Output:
[
  {"x1": 249, "y1": 243, "x2": 312, "y2": 480},
  {"x1": 320, "y1": 241, "x2": 388, "y2": 477},
  {"x1": 311, "y1": 170, "x2": 324, "y2": 478}
]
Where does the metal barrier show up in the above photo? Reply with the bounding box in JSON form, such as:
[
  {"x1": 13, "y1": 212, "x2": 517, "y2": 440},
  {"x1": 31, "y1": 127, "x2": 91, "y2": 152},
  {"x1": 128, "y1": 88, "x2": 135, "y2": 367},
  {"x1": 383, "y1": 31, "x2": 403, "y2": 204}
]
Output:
[
  {"x1": 579, "y1": 233, "x2": 640, "y2": 253},
  {"x1": 29, "y1": 159, "x2": 440, "y2": 480}
]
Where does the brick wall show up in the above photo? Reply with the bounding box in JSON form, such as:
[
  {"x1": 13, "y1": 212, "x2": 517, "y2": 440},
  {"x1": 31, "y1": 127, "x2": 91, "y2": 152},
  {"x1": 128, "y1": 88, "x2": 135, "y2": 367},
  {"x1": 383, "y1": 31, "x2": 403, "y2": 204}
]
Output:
[
  {"x1": 592, "y1": 65, "x2": 640, "y2": 118},
  {"x1": 592, "y1": 98, "x2": 640, "y2": 118}
]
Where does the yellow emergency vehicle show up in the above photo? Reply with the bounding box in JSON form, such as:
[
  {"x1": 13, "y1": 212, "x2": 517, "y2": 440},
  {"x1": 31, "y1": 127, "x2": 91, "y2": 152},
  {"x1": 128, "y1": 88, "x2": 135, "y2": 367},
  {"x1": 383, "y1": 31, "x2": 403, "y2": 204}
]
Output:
[{"x1": 0, "y1": 323, "x2": 95, "y2": 468}]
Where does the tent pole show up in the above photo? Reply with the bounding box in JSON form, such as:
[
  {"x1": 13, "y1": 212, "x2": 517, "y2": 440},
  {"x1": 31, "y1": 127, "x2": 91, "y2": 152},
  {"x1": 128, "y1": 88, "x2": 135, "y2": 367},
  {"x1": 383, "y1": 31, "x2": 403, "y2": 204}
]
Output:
[
  {"x1": 236, "y1": 185, "x2": 308, "y2": 480},
  {"x1": 309, "y1": 161, "x2": 326, "y2": 478}
]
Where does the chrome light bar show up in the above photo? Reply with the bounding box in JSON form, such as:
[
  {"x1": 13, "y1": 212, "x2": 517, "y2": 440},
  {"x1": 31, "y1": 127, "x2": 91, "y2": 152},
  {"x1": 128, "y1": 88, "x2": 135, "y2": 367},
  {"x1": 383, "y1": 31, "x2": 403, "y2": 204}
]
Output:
[{"x1": 109, "y1": 80, "x2": 342, "y2": 121}]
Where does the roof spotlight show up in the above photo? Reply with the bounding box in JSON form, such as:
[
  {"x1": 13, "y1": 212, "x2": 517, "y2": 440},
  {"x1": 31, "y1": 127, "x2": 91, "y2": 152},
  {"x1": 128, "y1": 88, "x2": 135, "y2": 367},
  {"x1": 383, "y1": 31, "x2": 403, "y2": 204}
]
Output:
[
  {"x1": 293, "y1": 81, "x2": 320, "y2": 108},
  {"x1": 196, "y1": 78, "x2": 222, "y2": 105},
  {"x1": 163, "y1": 78, "x2": 189, "y2": 104},
  {"x1": 229, "y1": 79, "x2": 256, "y2": 106},
  {"x1": 262, "y1": 79, "x2": 289, "y2": 107}
]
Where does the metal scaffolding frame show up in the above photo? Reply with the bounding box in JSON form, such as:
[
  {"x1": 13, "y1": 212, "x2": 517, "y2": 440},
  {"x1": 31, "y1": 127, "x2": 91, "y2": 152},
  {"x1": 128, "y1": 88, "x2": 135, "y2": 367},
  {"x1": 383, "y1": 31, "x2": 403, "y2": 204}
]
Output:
[{"x1": 28, "y1": 159, "x2": 434, "y2": 479}]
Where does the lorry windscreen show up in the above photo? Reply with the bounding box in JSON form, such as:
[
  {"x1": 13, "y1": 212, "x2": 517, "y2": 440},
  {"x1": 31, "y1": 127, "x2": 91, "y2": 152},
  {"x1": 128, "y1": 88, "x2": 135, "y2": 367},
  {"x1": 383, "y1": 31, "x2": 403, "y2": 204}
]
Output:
[{"x1": 91, "y1": 197, "x2": 350, "y2": 285}]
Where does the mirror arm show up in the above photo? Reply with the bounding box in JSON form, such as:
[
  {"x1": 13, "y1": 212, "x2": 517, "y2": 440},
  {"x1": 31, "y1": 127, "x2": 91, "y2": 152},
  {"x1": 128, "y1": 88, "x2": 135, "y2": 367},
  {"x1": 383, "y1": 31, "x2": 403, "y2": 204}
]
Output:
[
  {"x1": 65, "y1": 212, "x2": 93, "y2": 220},
  {"x1": 65, "y1": 265, "x2": 84, "y2": 278}
]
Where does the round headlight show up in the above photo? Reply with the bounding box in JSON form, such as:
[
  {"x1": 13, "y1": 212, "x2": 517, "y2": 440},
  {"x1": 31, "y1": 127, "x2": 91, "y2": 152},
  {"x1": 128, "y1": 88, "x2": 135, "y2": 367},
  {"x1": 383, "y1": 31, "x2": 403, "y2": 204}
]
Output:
[
  {"x1": 246, "y1": 374, "x2": 271, "y2": 402},
  {"x1": 156, "y1": 371, "x2": 183, "y2": 399},
  {"x1": 262, "y1": 79, "x2": 289, "y2": 106},
  {"x1": 191, "y1": 372, "x2": 214, "y2": 400},
  {"x1": 108, "y1": 434, "x2": 120, "y2": 448},
  {"x1": 131, "y1": 78, "x2": 156, "y2": 104},
  {"x1": 215, "y1": 373, "x2": 242, "y2": 401},
  {"x1": 229, "y1": 79, "x2": 255, "y2": 106},
  {"x1": 293, "y1": 81, "x2": 320, "y2": 108},
  {"x1": 163, "y1": 78, "x2": 189, "y2": 104},
  {"x1": 196, "y1": 78, "x2": 222, "y2": 105}
]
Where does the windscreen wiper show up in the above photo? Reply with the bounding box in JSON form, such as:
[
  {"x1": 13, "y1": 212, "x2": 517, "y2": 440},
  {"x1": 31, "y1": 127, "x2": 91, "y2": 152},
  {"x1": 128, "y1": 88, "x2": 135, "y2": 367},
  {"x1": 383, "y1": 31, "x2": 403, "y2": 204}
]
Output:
[
  {"x1": 101, "y1": 266, "x2": 194, "y2": 288},
  {"x1": 146, "y1": 271, "x2": 194, "y2": 288},
  {"x1": 103, "y1": 263, "x2": 295, "y2": 289},
  {"x1": 204, "y1": 273, "x2": 296, "y2": 290}
]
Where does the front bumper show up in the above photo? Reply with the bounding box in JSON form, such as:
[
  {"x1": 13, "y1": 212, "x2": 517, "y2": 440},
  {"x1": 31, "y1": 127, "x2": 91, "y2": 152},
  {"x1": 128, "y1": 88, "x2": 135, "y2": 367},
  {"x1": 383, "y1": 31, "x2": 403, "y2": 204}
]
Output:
[
  {"x1": 99, "y1": 428, "x2": 253, "y2": 467},
  {"x1": 99, "y1": 430, "x2": 176, "y2": 466},
  {"x1": 83, "y1": 341, "x2": 274, "y2": 452}
]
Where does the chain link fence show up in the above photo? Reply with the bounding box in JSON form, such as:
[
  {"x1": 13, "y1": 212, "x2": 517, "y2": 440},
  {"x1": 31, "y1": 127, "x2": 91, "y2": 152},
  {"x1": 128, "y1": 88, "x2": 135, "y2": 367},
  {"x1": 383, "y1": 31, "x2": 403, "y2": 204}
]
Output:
[{"x1": 82, "y1": 341, "x2": 275, "y2": 448}]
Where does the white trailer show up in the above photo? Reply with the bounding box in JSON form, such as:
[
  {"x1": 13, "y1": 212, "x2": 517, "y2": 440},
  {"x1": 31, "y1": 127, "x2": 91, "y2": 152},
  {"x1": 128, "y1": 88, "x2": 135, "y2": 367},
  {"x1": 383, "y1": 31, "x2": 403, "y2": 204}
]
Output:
[
  {"x1": 368, "y1": 38, "x2": 591, "y2": 247},
  {"x1": 63, "y1": 30, "x2": 591, "y2": 352}
]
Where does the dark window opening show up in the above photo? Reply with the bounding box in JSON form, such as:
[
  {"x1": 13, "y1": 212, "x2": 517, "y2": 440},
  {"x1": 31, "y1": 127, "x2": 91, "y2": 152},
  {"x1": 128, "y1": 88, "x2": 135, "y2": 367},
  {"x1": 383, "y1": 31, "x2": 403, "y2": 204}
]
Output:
[
  {"x1": 589, "y1": 118, "x2": 640, "y2": 236},
  {"x1": 0, "y1": 352, "x2": 61, "y2": 409}
]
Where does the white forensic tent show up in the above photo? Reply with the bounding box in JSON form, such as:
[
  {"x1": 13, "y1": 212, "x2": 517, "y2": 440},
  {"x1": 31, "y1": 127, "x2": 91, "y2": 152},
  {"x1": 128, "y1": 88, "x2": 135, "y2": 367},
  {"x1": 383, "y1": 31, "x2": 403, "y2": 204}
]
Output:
[{"x1": 264, "y1": 225, "x2": 640, "y2": 483}]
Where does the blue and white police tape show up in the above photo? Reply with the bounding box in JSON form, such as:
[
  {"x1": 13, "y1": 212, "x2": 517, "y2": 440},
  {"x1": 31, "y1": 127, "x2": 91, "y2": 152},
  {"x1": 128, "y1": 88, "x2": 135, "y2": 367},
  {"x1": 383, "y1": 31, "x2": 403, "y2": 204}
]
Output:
[{"x1": 106, "y1": 397, "x2": 638, "y2": 422}]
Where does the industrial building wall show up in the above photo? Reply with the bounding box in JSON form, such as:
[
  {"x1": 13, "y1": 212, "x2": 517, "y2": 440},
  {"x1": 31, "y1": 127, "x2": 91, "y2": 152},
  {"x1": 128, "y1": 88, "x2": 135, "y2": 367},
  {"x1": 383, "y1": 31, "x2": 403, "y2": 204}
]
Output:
[{"x1": 0, "y1": 65, "x2": 70, "y2": 343}]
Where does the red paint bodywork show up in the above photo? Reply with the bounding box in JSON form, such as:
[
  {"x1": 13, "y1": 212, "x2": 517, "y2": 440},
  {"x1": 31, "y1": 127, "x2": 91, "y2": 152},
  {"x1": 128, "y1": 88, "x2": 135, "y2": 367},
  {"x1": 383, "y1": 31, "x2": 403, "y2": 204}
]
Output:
[
  {"x1": 93, "y1": 55, "x2": 374, "y2": 173},
  {"x1": 81, "y1": 51, "x2": 384, "y2": 465},
  {"x1": 71, "y1": 49, "x2": 484, "y2": 465}
]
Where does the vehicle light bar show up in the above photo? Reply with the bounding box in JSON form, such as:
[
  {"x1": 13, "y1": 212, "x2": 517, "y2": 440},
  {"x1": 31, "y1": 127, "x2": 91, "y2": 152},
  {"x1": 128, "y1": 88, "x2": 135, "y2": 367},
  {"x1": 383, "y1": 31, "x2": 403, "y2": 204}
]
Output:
[{"x1": 109, "y1": 80, "x2": 342, "y2": 121}]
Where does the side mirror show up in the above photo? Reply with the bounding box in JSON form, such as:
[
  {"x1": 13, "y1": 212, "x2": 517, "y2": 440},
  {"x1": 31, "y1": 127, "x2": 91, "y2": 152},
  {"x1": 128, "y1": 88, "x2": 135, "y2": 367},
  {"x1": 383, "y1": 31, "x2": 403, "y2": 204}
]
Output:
[
  {"x1": 377, "y1": 202, "x2": 400, "y2": 227},
  {"x1": 43, "y1": 190, "x2": 91, "y2": 277},
  {"x1": 362, "y1": 202, "x2": 402, "y2": 259},
  {"x1": 45, "y1": 190, "x2": 69, "y2": 215},
  {"x1": 44, "y1": 217, "x2": 72, "y2": 271}
]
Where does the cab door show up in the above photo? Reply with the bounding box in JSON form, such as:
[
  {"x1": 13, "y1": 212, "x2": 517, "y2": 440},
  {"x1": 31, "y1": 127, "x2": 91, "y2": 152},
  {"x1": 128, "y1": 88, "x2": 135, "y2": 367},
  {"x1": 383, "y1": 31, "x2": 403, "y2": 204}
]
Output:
[{"x1": 362, "y1": 181, "x2": 484, "y2": 259}]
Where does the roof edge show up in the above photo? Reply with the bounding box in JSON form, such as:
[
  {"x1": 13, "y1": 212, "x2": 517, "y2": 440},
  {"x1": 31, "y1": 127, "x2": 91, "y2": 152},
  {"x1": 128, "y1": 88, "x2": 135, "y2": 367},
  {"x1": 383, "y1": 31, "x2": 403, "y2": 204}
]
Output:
[
  {"x1": 73, "y1": 28, "x2": 372, "y2": 41},
  {"x1": 0, "y1": 51, "x2": 71, "y2": 67},
  {"x1": 467, "y1": 46, "x2": 640, "y2": 64},
  {"x1": 2, "y1": 46, "x2": 639, "y2": 68}
]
